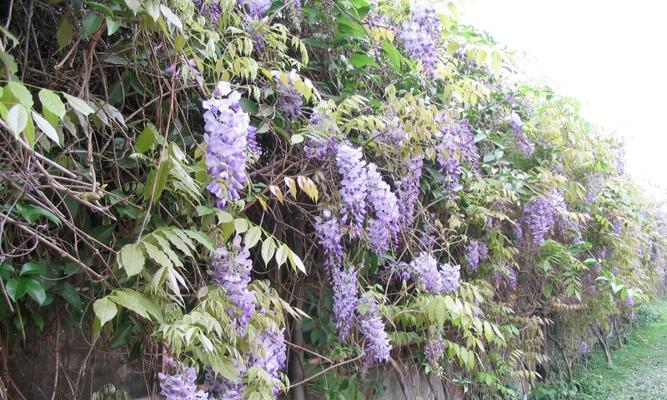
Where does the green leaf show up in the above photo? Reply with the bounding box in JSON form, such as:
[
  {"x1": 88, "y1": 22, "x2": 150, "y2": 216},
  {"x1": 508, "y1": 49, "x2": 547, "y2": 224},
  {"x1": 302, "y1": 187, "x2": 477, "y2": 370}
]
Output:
[
  {"x1": 0, "y1": 51, "x2": 18, "y2": 75},
  {"x1": 6, "y1": 279, "x2": 25, "y2": 301},
  {"x1": 381, "y1": 40, "x2": 401, "y2": 70},
  {"x1": 57, "y1": 17, "x2": 74, "y2": 49},
  {"x1": 160, "y1": 5, "x2": 183, "y2": 30},
  {"x1": 288, "y1": 250, "x2": 307, "y2": 274},
  {"x1": 63, "y1": 93, "x2": 95, "y2": 116},
  {"x1": 39, "y1": 89, "x2": 66, "y2": 119},
  {"x1": 57, "y1": 282, "x2": 82, "y2": 310},
  {"x1": 145, "y1": 0, "x2": 161, "y2": 21},
  {"x1": 94, "y1": 297, "x2": 118, "y2": 327},
  {"x1": 234, "y1": 218, "x2": 249, "y2": 234},
  {"x1": 275, "y1": 244, "x2": 288, "y2": 267},
  {"x1": 244, "y1": 226, "x2": 262, "y2": 249},
  {"x1": 349, "y1": 53, "x2": 378, "y2": 68},
  {"x1": 105, "y1": 17, "x2": 122, "y2": 36},
  {"x1": 6, "y1": 104, "x2": 28, "y2": 135},
  {"x1": 123, "y1": 0, "x2": 142, "y2": 14},
  {"x1": 81, "y1": 13, "x2": 104, "y2": 39},
  {"x1": 24, "y1": 279, "x2": 46, "y2": 305},
  {"x1": 109, "y1": 289, "x2": 161, "y2": 321},
  {"x1": 261, "y1": 236, "x2": 276, "y2": 265},
  {"x1": 32, "y1": 111, "x2": 60, "y2": 146},
  {"x1": 142, "y1": 241, "x2": 172, "y2": 270},
  {"x1": 19, "y1": 261, "x2": 46, "y2": 276},
  {"x1": 183, "y1": 230, "x2": 215, "y2": 252},
  {"x1": 15, "y1": 203, "x2": 62, "y2": 225},
  {"x1": 7, "y1": 82, "x2": 33, "y2": 108},
  {"x1": 118, "y1": 243, "x2": 145, "y2": 277},
  {"x1": 31, "y1": 312, "x2": 45, "y2": 330},
  {"x1": 135, "y1": 124, "x2": 157, "y2": 153}
]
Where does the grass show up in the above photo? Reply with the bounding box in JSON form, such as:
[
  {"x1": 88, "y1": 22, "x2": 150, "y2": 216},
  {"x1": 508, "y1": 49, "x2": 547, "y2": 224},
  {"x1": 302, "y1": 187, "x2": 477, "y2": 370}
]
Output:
[{"x1": 532, "y1": 299, "x2": 667, "y2": 399}]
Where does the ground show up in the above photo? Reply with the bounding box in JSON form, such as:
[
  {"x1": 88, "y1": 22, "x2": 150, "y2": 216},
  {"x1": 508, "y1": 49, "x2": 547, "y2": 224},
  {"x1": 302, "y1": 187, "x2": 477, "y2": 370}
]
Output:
[{"x1": 532, "y1": 299, "x2": 667, "y2": 399}]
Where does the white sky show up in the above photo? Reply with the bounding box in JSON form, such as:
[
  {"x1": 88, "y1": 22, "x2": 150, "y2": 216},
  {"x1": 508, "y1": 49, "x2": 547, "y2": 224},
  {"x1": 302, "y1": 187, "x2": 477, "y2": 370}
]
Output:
[{"x1": 460, "y1": 0, "x2": 667, "y2": 200}]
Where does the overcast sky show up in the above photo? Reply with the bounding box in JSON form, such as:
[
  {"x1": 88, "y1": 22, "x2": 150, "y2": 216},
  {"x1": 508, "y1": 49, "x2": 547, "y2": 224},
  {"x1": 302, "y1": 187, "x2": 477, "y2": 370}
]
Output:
[{"x1": 460, "y1": 0, "x2": 667, "y2": 199}]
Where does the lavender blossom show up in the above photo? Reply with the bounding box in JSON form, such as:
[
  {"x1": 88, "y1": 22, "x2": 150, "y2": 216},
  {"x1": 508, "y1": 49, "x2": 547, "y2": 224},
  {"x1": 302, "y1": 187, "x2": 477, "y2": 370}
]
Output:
[
  {"x1": 378, "y1": 117, "x2": 407, "y2": 144},
  {"x1": 366, "y1": 163, "x2": 400, "y2": 255},
  {"x1": 314, "y1": 210, "x2": 344, "y2": 275},
  {"x1": 424, "y1": 332, "x2": 444, "y2": 366},
  {"x1": 396, "y1": 155, "x2": 423, "y2": 227},
  {"x1": 508, "y1": 112, "x2": 534, "y2": 156},
  {"x1": 204, "y1": 364, "x2": 245, "y2": 400},
  {"x1": 399, "y1": 4, "x2": 442, "y2": 76},
  {"x1": 335, "y1": 143, "x2": 368, "y2": 235},
  {"x1": 436, "y1": 141, "x2": 462, "y2": 193},
  {"x1": 357, "y1": 297, "x2": 391, "y2": 367},
  {"x1": 204, "y1": 82, "x2": 257, "y2": 209},
  {"x1": 251, "y1": 328, "x2": 287, "y2": 396},
  {"x1": 159, "y1": 359, "x2": 209, "y2": 400},
  {"x1": 522, "y1": 195, "x2": 557, "y2": 247},
  {"x1": 194, "y1": 0, "x2": 222, "y2": 24},
  {"x1": 210, "y1": 235, "x2": 256, "y2": 334},
  {"x1": 237, "y1": 0, "x2": 271, "y2": 18},
  {"x1": 277, "y1": 77, "x2": 303, "y2": 120},
  {"x1": 465, "y1": 240, "x2": 489, "y2": 272},
  {"x1": 333, "y1": 267, "x2": 358, "y2": 340},
  {"x1": 409, "y1": 252, "x2": 460, "y2": 294}
]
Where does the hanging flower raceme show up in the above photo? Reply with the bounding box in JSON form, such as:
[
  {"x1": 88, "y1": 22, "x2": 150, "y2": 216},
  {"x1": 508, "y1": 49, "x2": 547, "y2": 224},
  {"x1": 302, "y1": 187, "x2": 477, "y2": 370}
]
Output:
[
  {"x1": 424, "y1": 331, "x2": 445, "y2": 366},
  {"x1": 366, "y1": 163, "x2": 400, "y2": 255},
  {"x1": 313, "y1": 209, "x2": 344, "y2": 275},
  {"x1": 204, "y1": 363, "x2": 245, "y2": 400},
  {"x1": 465, "y1": 240, "x2": 489, "y2": 272},
  {"x1": 335, "y1": 142, "x2": 369, "y2": 236},
  {"x1": 409, "y1": 252, "x2": 460, "y2": 294},
  {"x1": 210, "y1": 235, "x2": 256, "y2": 335},
  {"x1": 277, "y1": 73, "x2": 303, "y2": 120},
  {"x1": 508, "y1": 112, "x2": 535, "y2": 156},
  {"x1": 304, "y1": 103, "x2": 339, "y2": 160},
  {"x1": 332, "y1": 266, "x2": 358, "y2": 341},
  {"x1": 396, "y1": 155, "x2": 423, "y2": 228},
  {"x1": 194, "y1": 0, "x2": 222, "y2": 24},
  {"x1": 204, "y1": 82, "x2": 257, "y2": 209},
  {"x1": 357, "y1": 297, "x2": 391, "y2": 367},
  {"x1": 251, "y1": 328, "x2": 287, "y2": 396},
  {"x1": 159, "y1": 358, "x2": 209, "y2": 400},
  {"x1": 237, "y1": 0, "x2": 271, "y2": 18},
  {"x1": 522, "y1": 195, "x2": 557, "y2": 247},
  {"x1": 378, "y1": 116, "x2": 407, "y2": 144},
  {"x1": 399, "y1": 4, "x2": 442, "y2": 76}
]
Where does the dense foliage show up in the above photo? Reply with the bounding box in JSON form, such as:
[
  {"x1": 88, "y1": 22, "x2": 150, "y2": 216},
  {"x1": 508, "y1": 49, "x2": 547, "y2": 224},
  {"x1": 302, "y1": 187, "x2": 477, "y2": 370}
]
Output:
[{"x1": 0, "y1": 0, "x2": 665, "y2": 399}]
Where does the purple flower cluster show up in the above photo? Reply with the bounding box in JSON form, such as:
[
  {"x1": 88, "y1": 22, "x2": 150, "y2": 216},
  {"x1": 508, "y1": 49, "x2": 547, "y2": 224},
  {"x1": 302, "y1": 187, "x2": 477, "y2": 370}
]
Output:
[
  {"x1": 277, "y1": 77, "x2": 303, "y2": 120},
  {"x1": 439, "y1": 115, "x2": 479, "y2": 169},
  {"x1": 579, "y1": 341, "x2": 589, "y2": 354},
  {"x1": 304, "y1": 103, "x2": 340, "y2": 160},
  {"x1": 210, "y1": 235, "x2": 256, "y2": 334},
  {"x1": 409, "y1": 252, "x2": 461, "y2": 294},
  {"x1": 204, "y1": 82, "x2": 257, "y2": 209},
  {"x1": 332, "y1": 267, "x2": 358, "y2": 340},
  {"x1": 378, "y1": 117, "x2": 407, "y2": 144},
  {"x1": 357, "y1": 297, "x2": 391, "y2": 367},
  {"x1": 251, "y1": 328, "x2": 287, "y2": 396},
  {"x1": 335, "y1": 143, "x2": 369, "y2": 235},
  {"x1": 465, "y1": 240, "x2": 489, "y2": 272},
  {"x1": 508, "y1": 112, "x2": 535, "y2": 156},
  {"x1": 159, "y1": 359, "x2": 209, "y2": 400},
  {"x1": 424, "y1": 332, "x2": 444, "y2": 366},
  {"x1": 237, "y1": 0, "x2": 271, "y2": 18},
  {"x1": 313, "y1": 210, "x2": 344, "y2": 275},
  {"x1": 205, "y1": 364, "x2": 245, "y2": 400},
  {"x1": 436, "y1": 141, "x2": 462, "y2": 193},
  {"x1": 366, "y1": 163, "x2": 400, "y2": 255},
  {"x1": 194, "y1": 0, "x2": 222, "y2": 24},
  {"x1": 522, "y1": 195, "x2": 557, "y2": 247},
  {"x1": 396, "y1": 155, "x2": 423, "y2": 227},
  {"x1": 399, "y1": 4, "x2": 442, "y2": 76}
]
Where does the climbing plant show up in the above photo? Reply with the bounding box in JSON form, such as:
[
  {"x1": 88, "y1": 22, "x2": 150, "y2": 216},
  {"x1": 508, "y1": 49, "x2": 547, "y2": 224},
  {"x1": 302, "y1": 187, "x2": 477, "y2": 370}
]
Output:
[{"x1": 0, "y1": 0, "x2": 665, "y2": 399}]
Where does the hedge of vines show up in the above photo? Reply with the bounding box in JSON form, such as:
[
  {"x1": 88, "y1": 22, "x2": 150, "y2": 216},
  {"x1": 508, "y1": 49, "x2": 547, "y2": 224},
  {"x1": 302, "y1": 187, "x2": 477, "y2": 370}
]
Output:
[{"x1": 0, "y1": 0, "x2": 665, "y2": 399}]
